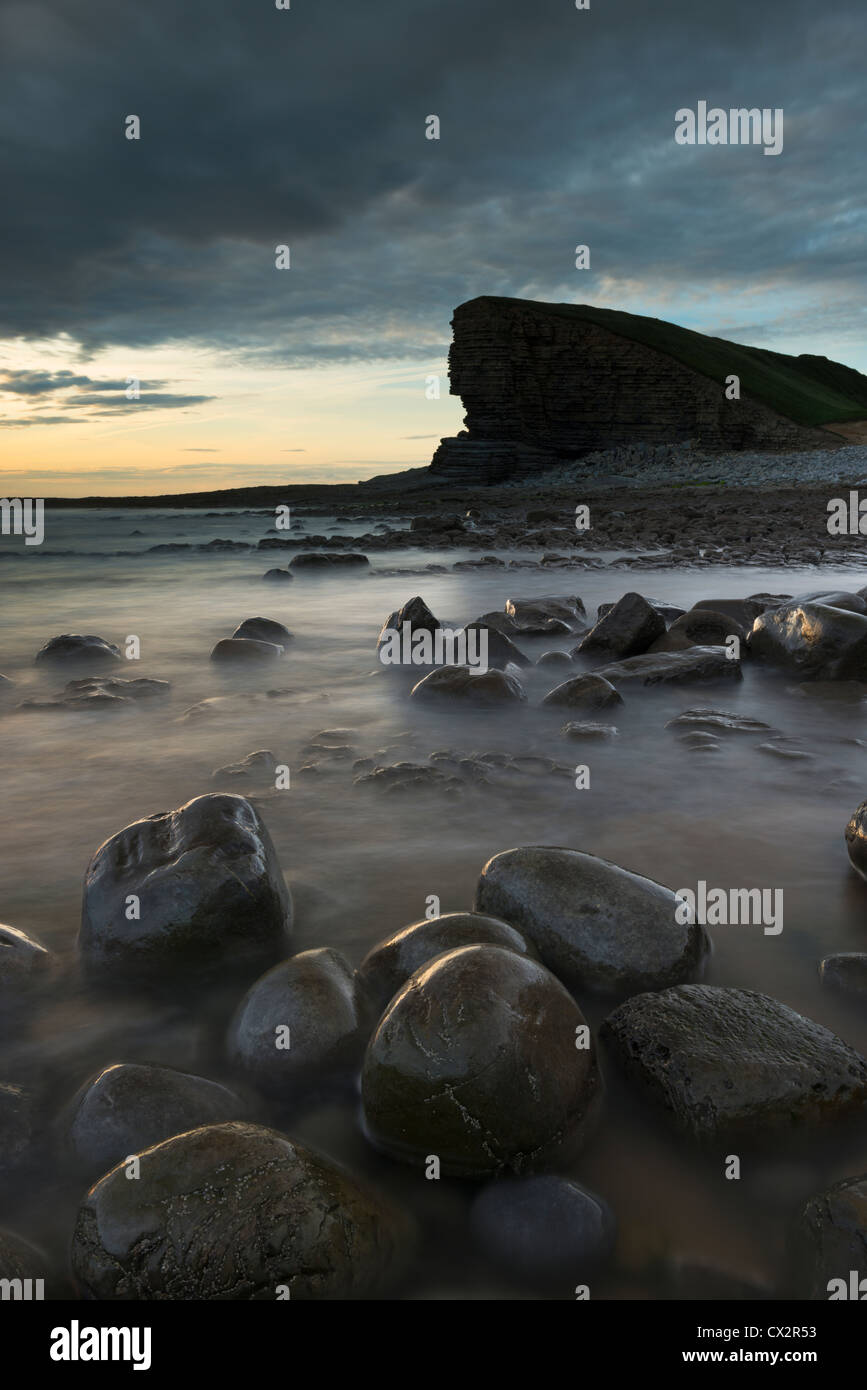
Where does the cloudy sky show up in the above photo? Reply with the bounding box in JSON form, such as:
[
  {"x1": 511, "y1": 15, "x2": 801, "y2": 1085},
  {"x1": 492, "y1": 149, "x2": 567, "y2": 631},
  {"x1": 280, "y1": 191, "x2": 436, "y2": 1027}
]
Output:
[{"x1": 0, "y1": 0, "x2": 864, "y2": 495}]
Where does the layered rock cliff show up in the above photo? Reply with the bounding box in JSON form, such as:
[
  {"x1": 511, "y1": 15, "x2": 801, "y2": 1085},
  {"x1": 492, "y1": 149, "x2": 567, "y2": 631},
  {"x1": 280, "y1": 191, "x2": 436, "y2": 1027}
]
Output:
[{"x1": 429, "y1": 297, "x2": 843, "y2": 483}]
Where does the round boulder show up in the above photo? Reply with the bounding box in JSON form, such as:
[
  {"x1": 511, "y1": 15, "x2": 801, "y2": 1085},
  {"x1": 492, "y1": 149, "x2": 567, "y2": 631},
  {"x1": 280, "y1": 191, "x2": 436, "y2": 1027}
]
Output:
[
  {"x1": 66, "y1": 1063, "x2": 244, "y2": 1176},
  {"x1": 231, "y1": 617, "x2": 293, "y2": 645},
  {"x1": 70, "y1": 1121, "x2": 410, "y2": 1299},
  {"x1": 79, "y1": 793, "x2": 292, "y2": 981},
  {"x1": 470, "y1": 1175, "x2": 616, "y2": 1282},
  {"x1": 475, "y1": 846, "x2": 709, "y2": 995},
  {"x1": 227, "y1": 947, "x2": 370, "y2": 1097},
  {"x1": 35, "y1": 634, "x2": 121, "y2": 666},
  {"x1": 358, "y1": 911, "x2": 537, "y2": 1015},
  {"x1": 361, "y1": 944, "x2": 601, "y2": 1177}
]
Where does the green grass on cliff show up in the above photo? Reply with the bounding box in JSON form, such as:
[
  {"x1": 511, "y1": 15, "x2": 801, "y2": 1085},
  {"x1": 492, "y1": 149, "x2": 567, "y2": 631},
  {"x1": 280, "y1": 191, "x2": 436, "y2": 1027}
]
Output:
[{"x1": 464, "y1": 297, "x2": 867, "y2": 428}]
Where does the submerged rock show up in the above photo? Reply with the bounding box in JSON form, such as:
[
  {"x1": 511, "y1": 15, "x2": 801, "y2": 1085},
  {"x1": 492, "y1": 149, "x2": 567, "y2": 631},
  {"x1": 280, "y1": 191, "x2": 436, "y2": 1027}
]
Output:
[
  {"x1": 262, "y1": 568, "x2": 294, "y2": 582},
  {"x1": 410, "y1": 664, "x2": 526, "y2": 703},
  {"x1": 35, "y1": 634, "x2": 121, "y2": 666},
  {"x1": 560, "y1": 721, "x2": 618, "y2": 740},
  {"x1": 290, "y1": 552, "x2": 370, "y2": 569},
  {"x1": 595, "y1": 646, "x2": 741, "y2": 687},
  {"x1": 79, "y1": 793, "x2": 292, "y2": 980},
  {"x1": 819, "y1": 953, "x2": 867, "y2": 997},
  {"x1": 792, "y1": 1173, "x2": 867, "y2": 1299},
  {"x1": 665, "y1": 707, "x2": 772, "y2": 734},
  {"x1": 469, "y1": 1175, "x2": 616, "y2": 1282},
  {"x1": 505, "y1": 595, "x2": 586, "y2": 631},
  {"x1": 0, "y1": 923, "x2": 52, "y2": 992},
  {"x1": 70, "y1": 1121, "x2": 410, "y2": 1299},
  {"x1": 66, "y1": 1063, "x2": 243, "y2": 1176},
  {"x1": 212, "y1": 749, "x2": 278, "y2": 783},
  {"x1": 358, "y1": 911, "x2": 537, "y2": 1014},
  {"x1": 210, "y1": 637, "x2": 284, "y2": 662},
  {"x1": 362, "y1": 944, "x2": 601, "y2": 1177},
  {"x1": 475, "y1": 846, "x2": 708, "y2": 995},
  {"x1": 602, "y1": 985, "x2": 867, "y2": 1141},
  {"x1": 0, "y1": 1082, "x2": 33, "y2": 1172},
  {"x1": 231, "y1": 617, "x2": 293, "y2": 645},
  {"x1": 576, "y1": 592, "x2": 665, "y2": 659},
  {"x1": 20, "y1": 676, "x2": 171, "y2": 711},
  {"x1": 227, "y1": 948, "x2": 370, "y2": 1097},
  {"x1": 542, "y1": 672, "x2": 623, "y2": 710}
]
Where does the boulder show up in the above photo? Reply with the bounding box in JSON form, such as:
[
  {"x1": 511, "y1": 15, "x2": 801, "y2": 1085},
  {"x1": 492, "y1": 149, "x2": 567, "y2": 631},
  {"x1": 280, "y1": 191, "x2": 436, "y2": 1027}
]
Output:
[
  {"x1": 541, "y1": 672, "x2": 623, "y2": 710},
  {"x1": 262, "y1": 568, "x2": 293, "y2": 582},
  {"x1": 460, "y1": 622, "x2": 531, "y2": 670},
  {"x1": 649, "y1": 609, "x2": 745, "y2": 653},
  {"x1": 505, "y1": 595, "x2": 586, "y2": 628},
  {"x1": 792, "y1": 1174, "x2": 867, "y2": 1299},
  {"x1": 227, "y1": 948, "x2": 370, "y2": 1096},
  {"x1": 212, "y1": 749, "x2": 278, "y2": 783},
  {"x1": 819, "y1": 953, "x2": 867, "y2": 997},
  {"x1": 602, "y1": 985, "x2": 867, "y2": 1141},
  {"x1": 70, "y1": 1122, "x2": 410, "y2": 1299},
  {"x1": 35, "y1": 634, "x2": 121, "y2": 666},
  {"x1": 358, "y1": 911, "x2": 537, "y2": 1014},
  {"x1": 231, "y1": 617, "x2": 293, "y2": 645},
  {"x1": 691, "y1": 597, "x2": 769, "y2": 627},
  {"x1": 410, "y1": 665, "x2": 526, "y2": 703},
  {"x1": 792, "y1": 590, "x2": 867, "y2": 614},
  {"x1": 748, "y1": 602, "x2": 867, "y2": 678},
  {"x1": 79, "y1": 793, "x2": 292, "y2": 980},
  {"x1": 594, "y1": 646, "x2": 741, "y2": 688},
  {"x1": 66, "y1": 1063, "x2": 243, "y2": 1176},
  {"x1": 377, "y1": 596, "x2": 440, "y2": 658},
  {"x1": 576, "y1": 592, "x2": 665, "y2": 659},
  {"x1": 361, "y1": 944, "x2": 601, "y2": 1177},
  {"x1": 210, "y1": 637, "x2": 284, "y2": 662},
  {"x1": 560, "y1": 721, "x2": 618, "y2": 740},
  {"x1": 475, "y1": 846, "x2": 709, "y2": 995},
  {"x1": 469, "y1": 1175, "x2": 615, "y2": 1282}
]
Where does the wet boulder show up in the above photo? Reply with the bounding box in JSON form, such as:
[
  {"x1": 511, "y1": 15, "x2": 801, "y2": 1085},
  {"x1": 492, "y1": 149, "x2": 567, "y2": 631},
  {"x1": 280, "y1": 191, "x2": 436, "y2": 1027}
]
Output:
[
  {"x1": 231, "y1": 617, "x2": 293, "y2": 645},
  {"x1": 227, "y1": 948, "x2": 370, "y2": 1097},
  {"x1": 262, "y1": 568, "x2": 294, "y2": 582},
  {"x1": 79, "y1": 793, "x2": 292, "y2": 980},
  {"x1": 210, "y1": 637, "x2": 284, "y2": 662},
  {"x1": 541, "y1": 672, "x2": 623, "y2": 710},
  {"x1": 362, "y1": 944, "x2": 601, "y2": 1177},
  {"x1": 602, "y1": 985, "x2": 867, "y2": 1141},
  {"x1": 792, "y1": 1174, "x2": 867, "y2": 1299},
  {"x1": 469, "y1": 1176, "x2": 616, "y2": 1283},
  {"x1": 410, "y1": 665, "x2": 526, "y2": 703},
  {"x1": 748, "y1": 602, "x2": 867, "y2": 678},
  {"x1": 35, "y1": 634, "x2": 121, "y2": 666},
  {"x1": 819, "y1": 953, "x2": 867, "y2": 997},
  {"x1": 594, "y1": 646, "x2": 741, "y2": 688},
  {"x1": 576, "y1": 592, "x2": 665, "y2": 659},
  {"x1": 70, "y1": 1121, "x2": 410, "y2": 1299},
  {"x1": 66, "y1": 1063, "x2": 244, "y2": 1177},
  {"x1": 377, "y1": 595, "x2": 440, "y2": 660},
  {"x1": 691, "y1": 597, "x2": 769, "y2": 628},
  {"x1": 358, "y1": 911, "x2": 537, "y2": 1015},
  {"x1": 475, "y1": 847, "x2": 708, "y2": 996},
  {"x1": 460, "y1": 622, "x2": 531, "y2": 670},
  {"x1": 505, "y1": 595, "x2": 586, "y2": 632},
  {"x1": 649, "y1": 609, "x2": 745, "y2": 653}
]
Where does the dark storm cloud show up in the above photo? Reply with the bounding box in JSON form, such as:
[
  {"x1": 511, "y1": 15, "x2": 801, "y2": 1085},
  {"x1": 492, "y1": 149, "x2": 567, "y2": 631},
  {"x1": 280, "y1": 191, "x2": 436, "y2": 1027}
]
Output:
[{"x1": 0, "y1": 0, "x2": 864, "y2": 361}]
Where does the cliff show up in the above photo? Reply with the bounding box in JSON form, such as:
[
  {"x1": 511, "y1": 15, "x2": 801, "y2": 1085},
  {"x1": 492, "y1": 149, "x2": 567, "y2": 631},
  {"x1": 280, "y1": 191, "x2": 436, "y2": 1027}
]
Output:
[{"x1": 429, "y1": 298, "x2": 865, "y2": 482}]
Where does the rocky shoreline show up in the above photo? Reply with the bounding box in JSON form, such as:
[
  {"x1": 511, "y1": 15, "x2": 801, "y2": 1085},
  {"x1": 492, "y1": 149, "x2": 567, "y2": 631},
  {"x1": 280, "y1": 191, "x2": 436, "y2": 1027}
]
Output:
[{"x1": 1, "y1": 575, "x2": 867, "y2": 1300}]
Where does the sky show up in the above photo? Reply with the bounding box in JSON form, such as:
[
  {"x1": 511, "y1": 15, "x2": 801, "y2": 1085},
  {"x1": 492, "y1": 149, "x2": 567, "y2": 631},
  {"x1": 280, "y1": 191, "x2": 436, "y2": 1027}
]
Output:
[{"x1": 0, "y1": 0, "x2": 865, "y2": 496}]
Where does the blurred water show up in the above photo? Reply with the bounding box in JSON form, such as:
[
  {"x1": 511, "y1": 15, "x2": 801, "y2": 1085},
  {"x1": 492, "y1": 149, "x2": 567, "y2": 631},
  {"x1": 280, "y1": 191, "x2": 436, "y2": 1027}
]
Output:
[{"x1": 1, "y1": 507, "x2": 866, "y2": 1298}]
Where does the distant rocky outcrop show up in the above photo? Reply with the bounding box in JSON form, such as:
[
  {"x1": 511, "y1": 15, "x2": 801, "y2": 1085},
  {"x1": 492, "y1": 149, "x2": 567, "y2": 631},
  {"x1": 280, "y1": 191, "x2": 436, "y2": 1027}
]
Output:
[{"x1": 429, "y1": 297, "x2": 853, "y2": 483}]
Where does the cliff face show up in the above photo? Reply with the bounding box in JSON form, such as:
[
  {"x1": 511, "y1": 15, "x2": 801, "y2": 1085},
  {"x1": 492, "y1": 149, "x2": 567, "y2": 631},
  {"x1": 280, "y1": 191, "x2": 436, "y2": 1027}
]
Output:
[{"x1": 430, "y1": 297, "x2": 837, "y2": 482}]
